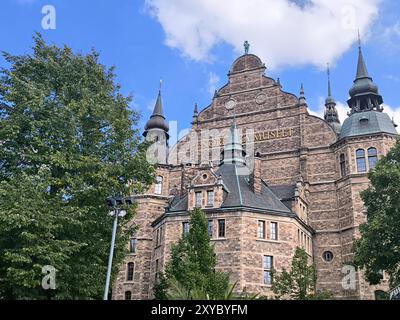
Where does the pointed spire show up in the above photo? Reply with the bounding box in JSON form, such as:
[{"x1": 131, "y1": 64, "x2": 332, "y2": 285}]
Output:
[
  {"x1": 299, "y1": 83, "x2": 307, "y2": 106},
  {"x1": 324, "y1": 65, "x2": 341, "y2": 133},
  {"x1": 327, "y1": 63, "x2": 332, "y2": 98},
  {"x1": 348, "y1": 37, "x2": 383, "y2": 114},
  {"x1": 356, "y1": 44, "x2": 371, "y2": 80},
  {"x1": 221, "y1": 116, "x2": 246, "y2": 166},
  {"x1": 152, "y1": 79, "x2": 165, "y2": 118},
  {"x1": 192, "y1": 103, "x2": 199, "y2": 123},
  {"x1": 144, "y1": 81, "x2": 169, "y2": 135}
]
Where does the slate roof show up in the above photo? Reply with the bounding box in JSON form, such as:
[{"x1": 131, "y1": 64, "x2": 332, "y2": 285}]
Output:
[
  {"x1": 168, "y1": 163, "x2": 291, "y2": 214},
  {"x1": 340, "y1": 111, "x2": 397, "y2": 140}
]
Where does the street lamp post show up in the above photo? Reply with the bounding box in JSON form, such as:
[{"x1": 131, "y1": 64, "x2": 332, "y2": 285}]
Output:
[{"x1": 103, "y1": 197, "x2": 127, "y2": 300}]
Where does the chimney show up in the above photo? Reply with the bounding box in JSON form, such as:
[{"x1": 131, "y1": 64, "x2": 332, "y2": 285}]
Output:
[{"x1": 251, "y1": 157, "x2": 262, "y2": 194}]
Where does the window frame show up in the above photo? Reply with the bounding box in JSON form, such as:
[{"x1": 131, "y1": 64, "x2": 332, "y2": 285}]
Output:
[
  {"x1": 155, "y1": 176, "x2": 163, "y2": 195},
  {"x1": 258, "y1": 220, "x2": 266, "y2": 239},
  {"x1": 218, "y1": 219, "x2": 226, "y2": 238},
  {"x1": 195, "y1": 191, "x2": 202, "y2": 208},
  {"x1": 182, "y1": 221, "x2": 190, "y2": 236},
  {"x1": 124, "y1": 291, "x2": 132, "y2": 300},
  {"x1": 368, "y1": 147, "x2": 378, "y2": 170},
  {"x1": 207, "y1": 190, "x2": 215, "y2": 206},
  {"x1": 263, "y1": 255, "x2": 273, "y2": 285},
  {"x1": 270, "y1": 222, "x2": 278, "y2": 241},
  {"x1": 129, "y1": 238, "x2": 137, "y2": 254},
  {"x1": 356, "y1": 149, "x2": 367, "y2": 173},
  {"x1": 127, "y1": 262, "x2": 135, "y2": 281},
  {"x1": 340, "y1": 153, "x2": 346, "y2": 177},
  {"x1": 208, "y1": 220, "x2": 213, "y2": 237}
]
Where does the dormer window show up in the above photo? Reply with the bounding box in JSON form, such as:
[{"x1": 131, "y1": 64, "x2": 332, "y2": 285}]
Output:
[
  {"x1": 195, "y1": 192, "x2": 202, "y2": 208},
  {"x1": 207, "y1": 190, "x2": 214, "y2": 206},
  {"x1": 155, "y1": 176, "x2": 163, "y2": 195}
]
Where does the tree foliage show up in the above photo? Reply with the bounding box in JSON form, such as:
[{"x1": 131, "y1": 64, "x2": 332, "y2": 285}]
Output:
[
  {"x1": 153, "y1": 208, "x2": 230, "y2": 300},
  {"x1": 0, "y1": 34, "x2": 154, "y2": 299},
  {"x1": 272, "y1": 247, "x2": 331, "y2": 300},
  {"x1": 354, "y1": 138, "x2": 400, "y2": 288}
]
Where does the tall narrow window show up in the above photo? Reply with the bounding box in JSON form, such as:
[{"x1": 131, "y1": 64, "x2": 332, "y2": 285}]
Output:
[
  {"x1": 270, "y1": 222, "x2": 278, "y2": 241},
  {"x1": 368, "y1": 147, "x2": 378, "y2": 170},
  {"x1": 258, "y1": 221, "x2": 265, "y2": 239},
  {"x1": 129, "y1": 238, "x2": 137, "y2": 254},
  {"x1": 356, "y1": 149, "x2": 366, "y2": 173},
  {"x1": 127, "y1": 263, "x2": 134, "y2": 281},
  {"x1": 195, "y1": 192, "x2": 202, "y2": 208},
  {"x1": 155, "y1": 176, "x2": 163, "y2": 195},
  {"x1": 207, "y1": 190, "x2": 214, "y2": 206},
  {"x1": 182, "y1": 222, "x2": 190, "y2": 236},
  {"x1": 155, "y1": 259, "x2": 160, "y2": 282},
  {"x1": 208, "y1": 220, "x2": 213, "y2": 237},
  {"x1": 218, "y1": 219, "x2": 226, "y2": 238},
  {"x1": 125, "y1": 291, "x2": 132, "y2": 300},
  {"x1": 263, "y1": 256, "x2": 273, "y2": 285},
  {"x1": 340, "y1": 154, "x2": 346, "y2": 177}
]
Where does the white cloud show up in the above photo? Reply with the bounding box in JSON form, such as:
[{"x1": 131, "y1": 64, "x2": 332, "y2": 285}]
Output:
[
  {"x1": 383, "y1": 103, "x2": 400, "y2": 133},
  {"x1": 145, "y1": 0, "x2": 382, "y2": 69},
  {"x1": 378, "y1": 22, "x2": 400, "y2": 53},
  {"x1": 207, "y1": 72, "x2": 220, "y2": 96}
]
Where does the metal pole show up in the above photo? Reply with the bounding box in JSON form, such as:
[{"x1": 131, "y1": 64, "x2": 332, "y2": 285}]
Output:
[{"x1": 103, "y1": 209, "x2": 119, "y2": 300}]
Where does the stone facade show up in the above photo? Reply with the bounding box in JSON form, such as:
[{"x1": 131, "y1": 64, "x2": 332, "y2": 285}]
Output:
[{"x1": 112, "y1": 51, "x2": 397, "y2": 300}]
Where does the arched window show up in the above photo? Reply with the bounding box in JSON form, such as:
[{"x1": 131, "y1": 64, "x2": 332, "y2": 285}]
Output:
[
  {"x1": 340, "y1": 154, "x2": 346, "y2": 177},
  {"x1": 368, "y1": 147, "x2": 378, "y2": 170},
  {"x1": 356, "y1": 149, "x2": 366, "y2": 173},
  {"x1": 125, "y1": 291, "x2": 132, "y2": 300},
  {"x1": 127, "y1": 263, "x2": 134, "y2": 281},
  {"x1": 155, "y1": 176, "x2": 163, "y2": 195}
]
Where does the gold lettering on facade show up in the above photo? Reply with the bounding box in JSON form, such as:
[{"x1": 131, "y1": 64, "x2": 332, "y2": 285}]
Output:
[{"x1": 208, "y1": 127, "x2": 295, "y2": 147}]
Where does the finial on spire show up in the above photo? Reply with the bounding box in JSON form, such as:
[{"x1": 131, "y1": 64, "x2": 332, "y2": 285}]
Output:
[
  {"x1": 327, "y1": 63, "x2": 332, "y2": 97},
  {"x1": 357, "y1": 29, "x2": 361, "y2": 48},
  {"x1": 244, "y1": 41, "x2": 250, "y2": 55},
  {"x1": 194, "y1": 102, "x2": 198, "y2": 115},
  {"x1": 300, "y1": 83, "x2": 305, "y2": 96},
  {"x1": 159, "y1": 79, "x2": 163, "y2": 92}
]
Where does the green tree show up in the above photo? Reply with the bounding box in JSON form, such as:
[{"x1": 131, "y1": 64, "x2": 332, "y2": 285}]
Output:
[
  {"x1": 354, "y1": 139, "x2": 400, "y2": 288},
  {"x1": 154, "y1": 208, "x2": 230, "y2": 300},
  {"x1": 272, "y1": 247, "x2": 331, "y2": 300},
  {"x1": 0, "y1": 34, "x2": 154, "y2": 299}
]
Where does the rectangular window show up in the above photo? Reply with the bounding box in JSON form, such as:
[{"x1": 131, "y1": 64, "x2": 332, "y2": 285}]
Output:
[
  {"x1": 155, "y1": 259, "x2": 159, "y2": 282},
  {"x1": 155, "y1": 176, "x2": 163, "y2": 195},
  {"x1": 156, "y1": 228, "x2": 160, "y2": 246},
  {"x1": 356, "y1": 149, "x2": 367, "y2": 173},
  {"x1": 127, "y1": 263, "x2": 134, "y2": 281},
  {"x1": 130, "y1": 238, "x2": 137, "y2": 254},
  {"x1": 270, "y1": 222, "x2": 278, "y2": 241},
  {"x1": 183, "y1": 222, "x2": 190, "y2": 236},
  {"x1": 208, "y1": 220, "x2": 213, "y2": 237},
  {"x1": 263, "y1": 256, "x2": 273, "y2": 285},
  {"x1": 207, "y1": 190, "x2": 214, "y2": 206},
  {"x1": 258, "y1": 221, "x2": 265, "y2": 239},
  {"x1": 340, "y1": 154, "x2": 346, "y2": 177},
  {"x1": 195, "y1": 192, "x2": 202, "y2": 208},
  {"x1": 218, "y1": 219, "x2": 226, "y2": 238}
]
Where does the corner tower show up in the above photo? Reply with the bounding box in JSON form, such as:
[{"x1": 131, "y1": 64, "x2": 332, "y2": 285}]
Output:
[{"x1": 143, "y1": 82, "x2": 170, "y2": 164}]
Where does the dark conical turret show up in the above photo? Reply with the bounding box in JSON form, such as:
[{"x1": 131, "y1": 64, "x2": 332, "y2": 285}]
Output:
[
  {"x1": 144, "y1": 86, "x2": 169, "y2": 136},
  {"x1": 143, "y1": 81, "x2": 169, "y2": 164},
  {"x1": 347, "y1": 43, "x2": 383, "y2": 114},
  {"x1": 324, "y1": 65, "x2": 341, "y2": 134}
]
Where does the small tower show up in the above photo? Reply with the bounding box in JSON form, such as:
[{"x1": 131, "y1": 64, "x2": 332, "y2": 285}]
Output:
[
  {"x1": 324, "y1": 65, "x2": 341, "y2": 135},
  {"x1": 221, "y1": 117, "x2": 246, "y2": 166},
  {"x1": 143, "y1": 81, "x2": 169, "y2": 164},
  {"x1": 299, "y1": 83, "x2": 307, "y2": 107},
  {"x1": 192, "y1": 103, "x2": 199, "y2": 123},
  {"x1": 347, "y1": 42, "x2": 383, "y2": 114}
]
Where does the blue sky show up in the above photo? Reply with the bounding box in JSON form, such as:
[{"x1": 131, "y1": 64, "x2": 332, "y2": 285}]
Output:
[{"x1": 1, "y1": 0, "x2": 399, "y2": 140}]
